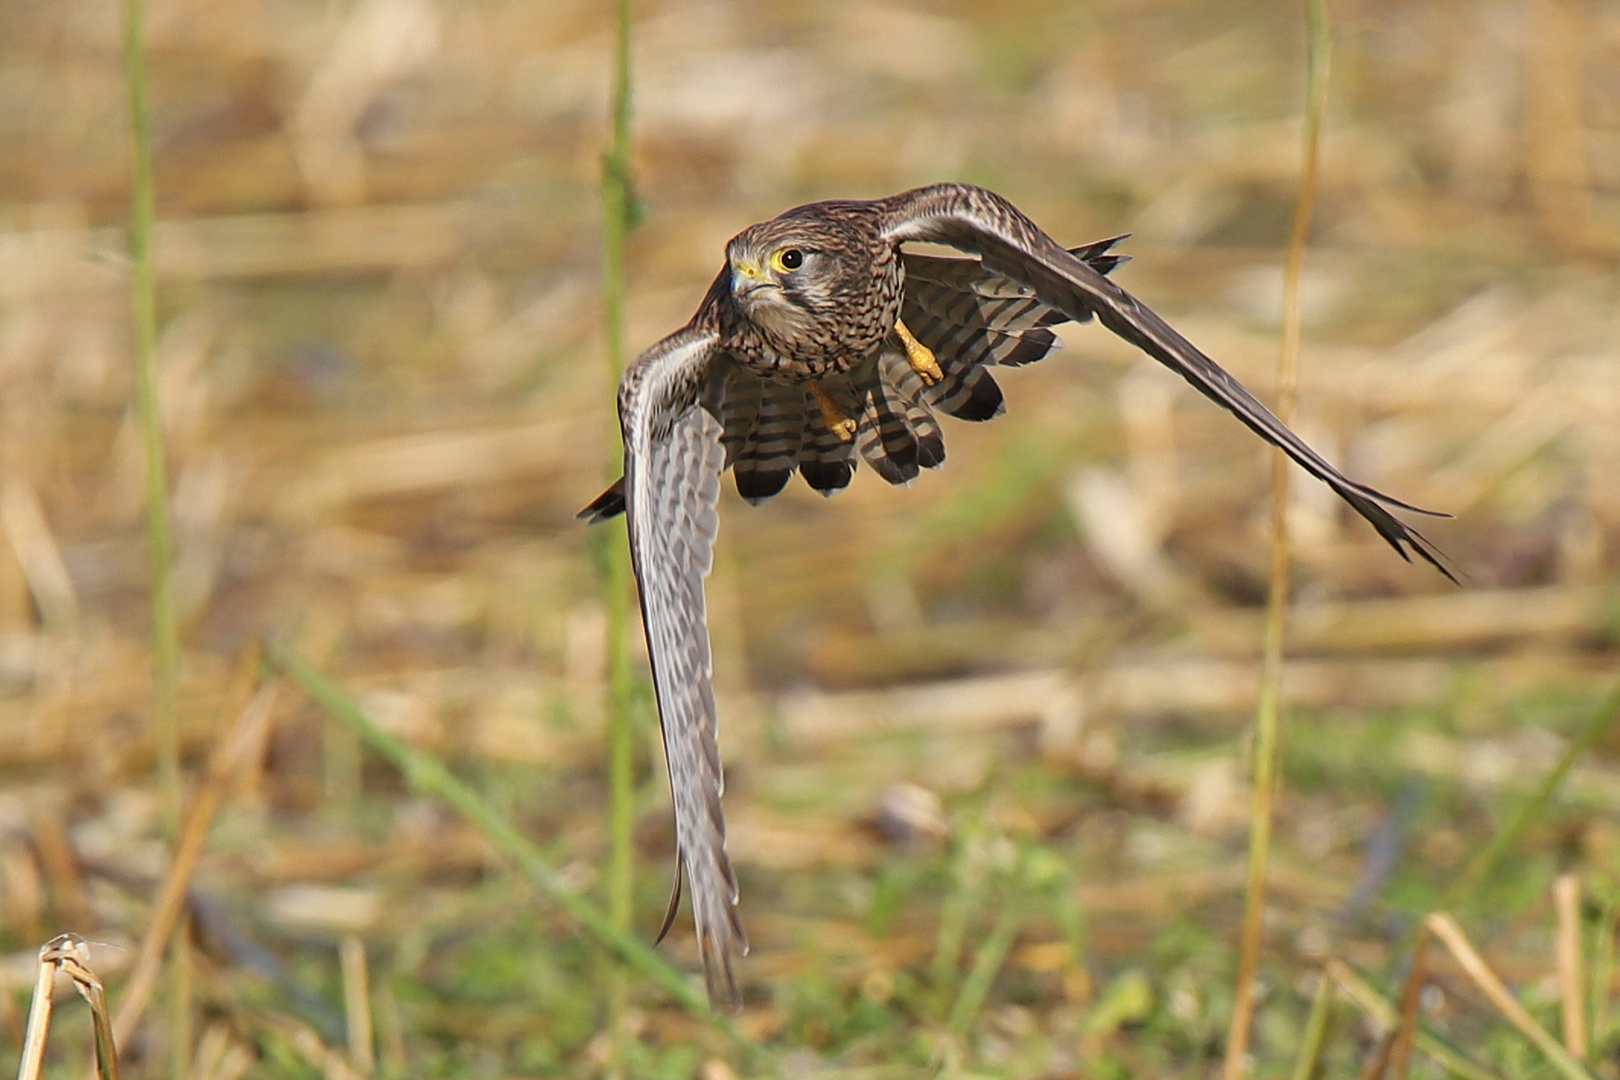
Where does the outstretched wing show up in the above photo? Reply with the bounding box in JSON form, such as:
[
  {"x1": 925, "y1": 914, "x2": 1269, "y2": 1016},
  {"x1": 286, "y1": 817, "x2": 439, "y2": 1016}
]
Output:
[
  {"x1": 879, "y1": 183, "x2": 1453, "y2": 579},
  {"x1": 901, "y1": 237, "x2": 1130, "y2": 423},
  {"x1": 616, "y1": 322, "x2": 747, "y2": 1008}
]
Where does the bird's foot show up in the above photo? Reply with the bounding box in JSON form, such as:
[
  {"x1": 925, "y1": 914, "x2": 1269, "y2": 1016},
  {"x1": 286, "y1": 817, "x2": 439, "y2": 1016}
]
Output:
[
  {"x1": 809, "y1": 382, "x2": 857, "y2": 441},
  {"x1": 895, "y1": 318, "x2": 943, "y2": 385}
]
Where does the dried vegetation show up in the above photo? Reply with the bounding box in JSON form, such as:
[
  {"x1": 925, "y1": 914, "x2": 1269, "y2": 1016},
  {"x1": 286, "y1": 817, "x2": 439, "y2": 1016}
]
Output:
[{"x1": 1, "y1": 0, "x2": 1619, "y2": 1076}]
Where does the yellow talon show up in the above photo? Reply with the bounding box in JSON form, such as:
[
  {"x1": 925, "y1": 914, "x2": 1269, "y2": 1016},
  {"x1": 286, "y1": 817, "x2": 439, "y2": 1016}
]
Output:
[
  {"x1": 809, "y1": 383, "x2": 857, "y2": 442},
  {"x1": 895, "y1": 318, "x2": 943, "y2": 385}
]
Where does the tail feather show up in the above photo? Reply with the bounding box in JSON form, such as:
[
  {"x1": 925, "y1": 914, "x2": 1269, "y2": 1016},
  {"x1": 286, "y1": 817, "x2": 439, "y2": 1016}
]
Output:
[
  {"x1": 855, "y1": 351, "x2": 924, "y2": 485},
  {"x1": 880, "y1": 348, "x2": 947, "y2": 470},
  {"x1": 687, "y1": 838, "x2": 748, "y2": 1010},
  {"x1": 734, "y1": 379, "x2": 806, "y2": 503},
  {"x1": 799, "y1": 380, "x2": 859, "y2": 495},
  {"x1": 930, "y1": 364, "x2": 1006, "y2": 421}
]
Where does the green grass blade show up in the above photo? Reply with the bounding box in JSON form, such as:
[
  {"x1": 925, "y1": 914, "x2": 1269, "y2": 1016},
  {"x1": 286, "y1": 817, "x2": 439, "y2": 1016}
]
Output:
[
  {"x1": 1288, "y1": 974, "x2": 1335, "y2": 1080},
  {"x1": 267, "y1": 642, "x2": 736, "y2": 1029},
  {"x1": 946, "y1": 902, "x2": 1023, "y2": 1036},
  {"x1": 1444, "y1": 681, "x2": 1620, "y2": 908}
]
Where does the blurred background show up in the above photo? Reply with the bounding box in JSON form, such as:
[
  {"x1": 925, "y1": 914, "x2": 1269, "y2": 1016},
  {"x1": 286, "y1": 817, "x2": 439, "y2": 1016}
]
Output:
[{"x1": 1, "y1": 0, "x2": 1618, "y2": 1075}]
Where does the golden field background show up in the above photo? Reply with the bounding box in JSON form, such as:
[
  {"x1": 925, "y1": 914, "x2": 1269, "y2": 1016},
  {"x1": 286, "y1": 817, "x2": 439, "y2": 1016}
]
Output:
[{"x1": 1, "y1": 0, "x2": 1618, "y2": 1075}]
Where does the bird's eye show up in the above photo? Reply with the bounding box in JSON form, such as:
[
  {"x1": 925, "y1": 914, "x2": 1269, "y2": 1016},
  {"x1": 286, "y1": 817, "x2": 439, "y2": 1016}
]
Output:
[{"x1": 771, "y1": 247, "x2": 805, "y2": 273}]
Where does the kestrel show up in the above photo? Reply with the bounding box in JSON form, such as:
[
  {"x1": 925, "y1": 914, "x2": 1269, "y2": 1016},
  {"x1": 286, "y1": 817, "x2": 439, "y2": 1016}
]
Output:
[{"x1": 580, "y1": 183, "x2": 1447, "y2": 1007}]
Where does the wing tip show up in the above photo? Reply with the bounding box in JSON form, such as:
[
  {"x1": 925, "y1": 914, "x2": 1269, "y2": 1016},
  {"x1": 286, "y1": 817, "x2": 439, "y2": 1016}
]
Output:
[
  {"x1": 697, "y1": 899, "x2": 750, "y2": 1012},
  {"x1": 656, "y1": 858, "x2": 751, "y2": 1012},
  {"x1": 1346, "y1": 486, "x2": 1462, "y2": 585},
  {"x1": 577, "y1": 478, "x2": 626, "y2": 523},
  {"x1": 1356, "y1": 482, "x2": 1453, "y2": 521},
  {"x1": 1401, "y1": 529, "x2": 1464, "y2": 586}
]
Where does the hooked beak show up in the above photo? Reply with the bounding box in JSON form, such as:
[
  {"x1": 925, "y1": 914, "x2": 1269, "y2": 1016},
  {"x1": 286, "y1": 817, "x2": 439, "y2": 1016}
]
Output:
[{"x1": 730, "y1": 260, "x2": 777, "y2": 301}]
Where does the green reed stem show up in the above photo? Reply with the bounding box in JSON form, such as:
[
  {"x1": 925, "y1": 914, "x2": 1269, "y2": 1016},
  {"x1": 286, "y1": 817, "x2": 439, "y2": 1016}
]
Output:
[
  {"x1": 124, "y1": 0, "x2": 180, "y2": 839},
  {"x1": 124, "y1": 1, "x2": 188, "y2": 1073},
  {"x1": 1222, "y1": 2, "x2": 1329, "y2": 1075},
  {"x1": 602, "y1": 0, "x2": 637, "y2": 933},
  {"x1": 600, "y1": 0, "x2": 641, "y2": 1046}
]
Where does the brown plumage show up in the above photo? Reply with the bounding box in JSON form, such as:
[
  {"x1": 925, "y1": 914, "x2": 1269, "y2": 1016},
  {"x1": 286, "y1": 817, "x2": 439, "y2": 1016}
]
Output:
[{"x1": 578, "y1": 183, "x2": 1451, "y2": 1009}]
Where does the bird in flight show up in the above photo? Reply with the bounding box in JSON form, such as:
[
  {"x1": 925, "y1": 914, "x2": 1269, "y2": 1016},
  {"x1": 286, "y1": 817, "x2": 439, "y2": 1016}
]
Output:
[{"x1": 580, "y1": 183, "x2": 1448, "y2": 1008}]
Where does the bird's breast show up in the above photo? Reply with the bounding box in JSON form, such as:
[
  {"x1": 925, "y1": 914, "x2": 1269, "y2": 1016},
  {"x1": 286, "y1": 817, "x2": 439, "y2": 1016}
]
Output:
[{"x1": 723, "y1": 256, "x2": 904, "y2": 384}]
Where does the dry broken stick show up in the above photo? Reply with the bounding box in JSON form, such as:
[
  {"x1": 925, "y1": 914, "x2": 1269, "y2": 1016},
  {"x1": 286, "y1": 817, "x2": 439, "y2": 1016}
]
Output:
[
  {"x1": 1421, "y1": 912, "x2": 1596, "y2": 1080},
  {"x1": 18, "y1": 934, "x2": 120, "y2": 1080},
  {"x1": 1554, "y1": 875, "x2": 1588, "y2": 1059},
  {"x1": 1322, "y1": 959, "x2": 1501, "y2": 1080},
  {"x1": 110, "y1": 680, "x2": 282, "y2": 1048}
]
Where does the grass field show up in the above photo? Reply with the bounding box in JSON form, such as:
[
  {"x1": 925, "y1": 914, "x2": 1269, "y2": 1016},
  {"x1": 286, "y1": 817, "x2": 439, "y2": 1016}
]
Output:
[{"x1": 2, "y1": 0, "x2": 1619, "y2": 1076}]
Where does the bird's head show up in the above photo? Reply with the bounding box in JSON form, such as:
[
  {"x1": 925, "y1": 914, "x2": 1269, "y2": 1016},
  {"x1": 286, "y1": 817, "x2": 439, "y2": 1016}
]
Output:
[{"x1": 725, "y1": 213, "x2": 862, "y2": 337}]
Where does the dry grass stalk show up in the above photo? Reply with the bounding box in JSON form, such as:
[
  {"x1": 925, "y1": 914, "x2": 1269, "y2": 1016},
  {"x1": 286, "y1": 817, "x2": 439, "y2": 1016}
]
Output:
[
  {"x1": 1, "y1": 0, "x2": 1616, "y2": 1073},
  {"x1": 373, "y1": 979, "x2": 407, "y2": 1074},
  {"x1": 15, "y1": 940, "x2": 56, "y2": 1080},
  {"x1": 777, "y1": 657, "x2": 1613, "y2": 746},
  {"x1": 249, "y1": 1011, "x2": 367, "y2": 1080},
  {"x1": 191, "y1": 1022, "x2": 254, "y2": 1080},
  {"x1": 1523, "y1": 0, "x2": 1598, "y2": 254},
  {"x1": 32, "y1": 809, "x2": 89, "y2": 932},
  {"x1": 339, "y1": 935, "x2": 375, "y2": 1073},
  {"x1": 0, "y1": 203, "x2": 484, "y2": 298},
  {"x1": 1223, "y1": 0, "x2": 1327, "y2": 1062},
  {"x1": 1422, "y1": 912, "x2": 1596, "y2": 1080},
  {"x1": 1357, "y1": 1027, "x2": 1395, "y2": 1080},
  {"x1": 0, "y1": 478, "x2": 78, "y2": 632},
  {"x1": 285, "y1": 419, "x2": 589, "y2": 517},
  {"x1": 1387, "y1": 928, "x2": 1430, "y2": 1080},
  {"x1": 289, "y1": 0, "x2": 439, "y2": 208},
  {"x1": 111, "y1": 681, "x2": 282, "y2": 1047},
  {"x1": 186, "y1": 946, "x2": 361, "y2": 1080},
  {"x1": 1554, "y1": 874, "x2": 1588, "y2": 1058},
  {"x1": 18, "y1": 934, "x2": 120, "y2": 1080},
  {"x1": 1323, "y1": 959, "x2": 1502, "y2": 1080},
  {"x1": 1195, "y1": 585, "x2": 1616, "y2": 657}
]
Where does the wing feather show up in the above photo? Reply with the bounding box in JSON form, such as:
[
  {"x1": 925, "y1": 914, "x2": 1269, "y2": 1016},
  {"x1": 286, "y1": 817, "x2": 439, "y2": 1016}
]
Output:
[
  {"x1": 618, "y1": 323, "x2": 747, "y2": 1008},
  {"x1": 880, "y1": 184, "x2": 1453, "y2": 579}
]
